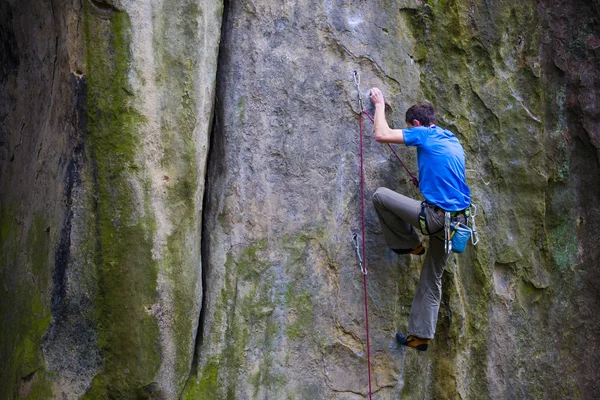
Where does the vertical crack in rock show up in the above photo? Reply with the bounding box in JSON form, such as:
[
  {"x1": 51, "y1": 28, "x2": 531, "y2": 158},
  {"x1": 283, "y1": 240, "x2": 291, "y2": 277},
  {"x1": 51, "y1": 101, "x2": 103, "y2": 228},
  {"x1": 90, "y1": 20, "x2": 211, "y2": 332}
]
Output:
[
  {"x1": 89, "y1": 0, "x2": 122, "y2": 13},
  {"x1": 184, "y1": 0, "x2": 231, "y2": 393},
  {"x1": 0, "y1": 3, "x2": 19, "y2": 84},
  {"x1": 184, "y1": 106, "x2": 214, "y2": 384}
]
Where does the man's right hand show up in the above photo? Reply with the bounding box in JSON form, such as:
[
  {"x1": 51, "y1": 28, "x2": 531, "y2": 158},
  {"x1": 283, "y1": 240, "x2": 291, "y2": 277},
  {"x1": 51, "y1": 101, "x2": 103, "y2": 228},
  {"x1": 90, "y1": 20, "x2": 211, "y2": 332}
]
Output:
[
  {"x1": 370, "y1": 87, "x2": 385, "y2": 107},
  {"x1": 370, "y1": 88, "x2": 406, "y2": 144}
]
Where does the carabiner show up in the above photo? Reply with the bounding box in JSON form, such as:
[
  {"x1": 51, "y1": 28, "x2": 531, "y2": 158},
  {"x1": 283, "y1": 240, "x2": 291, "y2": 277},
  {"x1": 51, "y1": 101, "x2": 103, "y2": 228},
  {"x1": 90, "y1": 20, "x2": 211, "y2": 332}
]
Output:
[
  {"x1": 469, "y1": 205, "x2": 480, "y2": 245},
  {"x1": 444, "y1": 211, "x2": 452, "y2": 255},
  {"x1": 353, "y1": 70, "x2": 364, "y2": 112}
]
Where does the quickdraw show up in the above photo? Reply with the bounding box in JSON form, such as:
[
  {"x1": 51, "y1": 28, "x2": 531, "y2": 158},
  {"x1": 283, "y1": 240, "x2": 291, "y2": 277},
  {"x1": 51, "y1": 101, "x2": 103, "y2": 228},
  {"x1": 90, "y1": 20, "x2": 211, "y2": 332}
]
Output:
[
  {"x1": 352, "y1": 233, "x2": 367, "y2": 275},
  {"x1": 470, "y1": 204, "x2": 480, "y2": 245}
]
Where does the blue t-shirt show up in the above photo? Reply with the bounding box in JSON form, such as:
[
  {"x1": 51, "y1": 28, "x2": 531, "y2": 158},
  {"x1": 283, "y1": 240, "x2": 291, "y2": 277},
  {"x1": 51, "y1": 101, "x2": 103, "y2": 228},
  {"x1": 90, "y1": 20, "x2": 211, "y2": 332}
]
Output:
[{"x1": 403, "y1": 125, "x2": 471, "y2": 211}]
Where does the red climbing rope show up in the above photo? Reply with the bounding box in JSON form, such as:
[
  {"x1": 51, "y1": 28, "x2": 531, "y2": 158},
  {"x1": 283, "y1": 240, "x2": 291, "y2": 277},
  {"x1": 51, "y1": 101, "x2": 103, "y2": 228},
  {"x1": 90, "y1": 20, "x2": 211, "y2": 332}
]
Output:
[{"x1": 358, "y1": 108, "x2": 373, "y2": 400}]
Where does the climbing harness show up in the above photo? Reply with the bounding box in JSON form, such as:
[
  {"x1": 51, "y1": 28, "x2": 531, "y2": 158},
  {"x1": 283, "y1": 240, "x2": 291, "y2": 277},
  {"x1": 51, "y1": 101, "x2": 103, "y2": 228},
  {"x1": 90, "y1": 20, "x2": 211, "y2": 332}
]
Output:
[
  {"x1": 444, "y1": 204, "x2": 480, "y2": 255},
  {"x1": 417, "y1": 202, "x2": 445, "y2": 236}
]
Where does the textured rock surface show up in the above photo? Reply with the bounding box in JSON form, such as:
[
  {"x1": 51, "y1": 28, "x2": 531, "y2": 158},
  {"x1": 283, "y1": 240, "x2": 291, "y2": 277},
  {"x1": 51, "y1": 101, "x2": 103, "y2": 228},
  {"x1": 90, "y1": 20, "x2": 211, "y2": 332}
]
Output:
[
  {"x1": 186, "y1": 0, "x2": 600, "y2": 399},
  {"x1": 1, "y1": 0, "x2": 222, "y2": 398},
  {"x1": 1, "y1": 0, "x2": 599, "y2": 399}
]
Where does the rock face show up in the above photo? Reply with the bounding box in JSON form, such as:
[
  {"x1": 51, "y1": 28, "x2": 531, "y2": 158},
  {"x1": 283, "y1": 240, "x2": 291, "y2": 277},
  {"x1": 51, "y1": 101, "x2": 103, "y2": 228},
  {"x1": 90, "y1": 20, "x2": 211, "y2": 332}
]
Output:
[
  {"x1": 186, "y1": 0, "x2": 600, "y2": 399},
  {"x1": 1, "y1": 0, "x2": 222, "y2": 398},
  {"x1": 1, "y1": 0, "x2": 599, "y2": 399}
]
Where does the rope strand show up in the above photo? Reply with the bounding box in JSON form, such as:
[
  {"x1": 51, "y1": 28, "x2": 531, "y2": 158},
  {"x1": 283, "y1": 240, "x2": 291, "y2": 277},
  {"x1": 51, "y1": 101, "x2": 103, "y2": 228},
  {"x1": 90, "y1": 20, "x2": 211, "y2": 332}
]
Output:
[{"x1": 358, "y1": 110, "x2": 373, "y2": 400}]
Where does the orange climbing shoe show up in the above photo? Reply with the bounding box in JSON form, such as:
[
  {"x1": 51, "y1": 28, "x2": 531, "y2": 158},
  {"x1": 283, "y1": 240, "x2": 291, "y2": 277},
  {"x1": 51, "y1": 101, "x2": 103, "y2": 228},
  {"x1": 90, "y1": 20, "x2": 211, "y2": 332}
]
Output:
[
  {"x1": 396, "y1": 332, "x2": 430, "y2": 351},
  {"x1": 392, "y1": 244, "x2": 425, "y2": 256}
]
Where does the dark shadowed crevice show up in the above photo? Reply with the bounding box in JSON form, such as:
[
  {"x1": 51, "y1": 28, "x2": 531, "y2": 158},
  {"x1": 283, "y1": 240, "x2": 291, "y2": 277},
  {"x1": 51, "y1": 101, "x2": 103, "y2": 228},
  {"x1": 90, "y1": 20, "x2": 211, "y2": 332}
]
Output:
[
  {"x1": 0, "y1": 1, "x2": 19, "y2": 83},
  {"x1": 184, "y1": 0, "x2": 231, "y2": 392},
  {"x1": 184, "y1": 106, "x2": 216, "y2": 382},
  {"x1": 89, "y1": 0, "x2": 122, "y2": 13}
]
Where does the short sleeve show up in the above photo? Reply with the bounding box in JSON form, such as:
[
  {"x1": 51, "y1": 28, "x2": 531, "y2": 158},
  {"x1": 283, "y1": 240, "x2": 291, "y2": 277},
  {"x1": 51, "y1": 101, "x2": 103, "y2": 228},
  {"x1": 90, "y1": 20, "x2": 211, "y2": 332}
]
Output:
[{"x1": 403, "y1": 126, "x2": 428, "y2": 147}]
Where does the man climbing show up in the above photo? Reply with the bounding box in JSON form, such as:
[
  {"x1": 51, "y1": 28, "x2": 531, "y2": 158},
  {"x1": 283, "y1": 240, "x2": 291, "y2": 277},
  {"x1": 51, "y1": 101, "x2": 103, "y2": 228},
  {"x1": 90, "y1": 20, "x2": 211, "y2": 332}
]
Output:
[{"x1": 369, "y1": 88, "x2": 471, "y2": 351}]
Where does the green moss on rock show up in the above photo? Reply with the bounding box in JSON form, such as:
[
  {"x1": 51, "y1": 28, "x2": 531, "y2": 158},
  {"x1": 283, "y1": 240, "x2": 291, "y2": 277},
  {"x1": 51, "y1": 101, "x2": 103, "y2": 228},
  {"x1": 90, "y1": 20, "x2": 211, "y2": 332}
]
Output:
[
  {"x1": 82, "y1": 4, "x2": 161, "y2": 397},
  {"x1": 184, "y1": 239, "x2": 289, "y2": 399},
  {"x1": 183, "y1": 358, "x2": 220, "y2": 400},
  {"x1": 284, "y1": 287, "x2": 313, "y2": 341},
  {"x1": 0, "y1": 209, "x2": 53, "y2": 398}
]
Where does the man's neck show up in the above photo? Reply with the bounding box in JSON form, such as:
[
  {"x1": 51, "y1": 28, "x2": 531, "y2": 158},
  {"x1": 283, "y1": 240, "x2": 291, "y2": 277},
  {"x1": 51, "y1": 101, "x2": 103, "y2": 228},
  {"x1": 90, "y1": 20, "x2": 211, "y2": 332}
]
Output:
[{"x1": 407, "y1": 123, "x2": 436, "y2": 128}]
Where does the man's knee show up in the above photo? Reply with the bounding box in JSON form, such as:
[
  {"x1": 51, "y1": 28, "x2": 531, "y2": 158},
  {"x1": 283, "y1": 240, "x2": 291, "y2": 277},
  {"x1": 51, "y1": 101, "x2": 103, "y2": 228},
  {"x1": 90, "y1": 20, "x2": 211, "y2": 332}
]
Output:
[{"x1": 372, "y1": 187, "x2": 389, "y2": 207}]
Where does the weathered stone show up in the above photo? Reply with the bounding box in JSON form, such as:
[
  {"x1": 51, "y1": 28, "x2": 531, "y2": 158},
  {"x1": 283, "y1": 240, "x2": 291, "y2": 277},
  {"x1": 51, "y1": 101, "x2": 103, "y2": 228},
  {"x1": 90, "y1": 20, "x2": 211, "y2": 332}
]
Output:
[
  {"x1": 1, "y1": 0, "x2": 221, "y2": 398},
  {"x1": 2, "y1": 0, "x2": 599, "y2": 399},
  {"x1": 186, "y1": 0, "x2": 600, "y2": 399}
]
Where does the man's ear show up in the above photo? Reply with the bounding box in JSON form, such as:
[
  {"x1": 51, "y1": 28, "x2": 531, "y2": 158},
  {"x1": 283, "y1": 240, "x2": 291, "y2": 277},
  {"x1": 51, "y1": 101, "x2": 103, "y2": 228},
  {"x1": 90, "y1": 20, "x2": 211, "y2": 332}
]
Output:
[{"x1": 412, "y1": 119, "x2": 422, "y2": 127}]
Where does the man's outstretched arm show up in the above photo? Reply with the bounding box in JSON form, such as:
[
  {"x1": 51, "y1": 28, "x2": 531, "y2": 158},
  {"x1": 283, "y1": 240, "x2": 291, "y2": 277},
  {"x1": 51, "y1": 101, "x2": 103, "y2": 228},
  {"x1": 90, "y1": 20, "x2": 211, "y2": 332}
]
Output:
[{"x1": 369, "y1": 88, "x2": 405, "y2": 144}]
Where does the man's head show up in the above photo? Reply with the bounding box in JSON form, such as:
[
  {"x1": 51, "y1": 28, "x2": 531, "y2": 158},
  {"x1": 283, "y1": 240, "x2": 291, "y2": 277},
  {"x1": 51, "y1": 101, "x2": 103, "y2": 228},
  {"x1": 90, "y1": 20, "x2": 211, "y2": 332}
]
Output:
[{"x1": 405, "y1": 104, "x2": 436, "y2": 127}]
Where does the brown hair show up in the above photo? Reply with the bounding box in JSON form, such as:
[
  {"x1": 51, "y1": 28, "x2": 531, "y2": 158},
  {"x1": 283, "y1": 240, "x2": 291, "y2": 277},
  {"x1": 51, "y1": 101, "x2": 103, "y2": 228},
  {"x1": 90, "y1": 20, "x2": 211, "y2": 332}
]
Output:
[{"x1": 405, "y1": 104, "x2": 436, "y2": 126}]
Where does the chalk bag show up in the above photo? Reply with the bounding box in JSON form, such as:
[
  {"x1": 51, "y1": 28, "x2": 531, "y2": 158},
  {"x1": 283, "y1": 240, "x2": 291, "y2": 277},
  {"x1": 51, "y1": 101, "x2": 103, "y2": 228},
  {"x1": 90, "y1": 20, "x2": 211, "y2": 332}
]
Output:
[{"x1": 450, "y1": 222, "x2": 472, "y2": 253}]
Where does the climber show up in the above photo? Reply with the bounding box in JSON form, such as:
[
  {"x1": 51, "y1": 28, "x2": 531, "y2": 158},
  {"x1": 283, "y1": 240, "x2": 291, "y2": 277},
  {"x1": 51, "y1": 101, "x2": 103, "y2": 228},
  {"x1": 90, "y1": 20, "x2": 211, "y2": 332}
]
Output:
[{"x1": 368, "y1": 88, "x2": 471, "y2": 351}]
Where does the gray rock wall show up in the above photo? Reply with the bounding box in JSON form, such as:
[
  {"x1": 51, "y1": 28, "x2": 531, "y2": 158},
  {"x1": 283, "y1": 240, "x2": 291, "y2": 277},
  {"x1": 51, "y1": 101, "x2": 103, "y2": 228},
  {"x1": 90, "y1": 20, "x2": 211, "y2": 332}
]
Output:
[
  {"x1": 1, "y1": 0, "x2": 599, "y2": 399},
  {"x1": 1, "y1": 0, "x2": 88, "y2": 397},
  {"x1": 186, "y1": 0, "x2": 600, "y2": 399},
  {"x1": 1, "y1": 0, "x2": 222, "y2": 398}
]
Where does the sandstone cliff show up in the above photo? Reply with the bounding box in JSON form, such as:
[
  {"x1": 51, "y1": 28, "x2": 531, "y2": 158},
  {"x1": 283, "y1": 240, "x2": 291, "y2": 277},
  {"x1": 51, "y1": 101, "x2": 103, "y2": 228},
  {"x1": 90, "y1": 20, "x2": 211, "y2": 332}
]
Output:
[{"x1": 1, "y1": 0, "x2": 599, "y2": 399}]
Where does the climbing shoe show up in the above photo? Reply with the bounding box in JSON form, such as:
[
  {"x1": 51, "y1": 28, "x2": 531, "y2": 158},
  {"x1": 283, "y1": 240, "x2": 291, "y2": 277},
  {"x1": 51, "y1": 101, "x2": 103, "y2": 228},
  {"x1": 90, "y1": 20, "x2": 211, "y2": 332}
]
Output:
[
  {"x1": 396, "y1": 332, "x2": 430, "y2": 351},
  {"x1": 392, "y1": 244, "x2": 425, "y2": 256}
]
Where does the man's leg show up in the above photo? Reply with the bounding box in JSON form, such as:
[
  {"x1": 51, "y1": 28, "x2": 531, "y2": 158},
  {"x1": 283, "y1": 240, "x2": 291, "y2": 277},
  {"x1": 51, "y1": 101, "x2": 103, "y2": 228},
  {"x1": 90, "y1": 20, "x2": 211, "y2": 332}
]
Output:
[
  {"x1": 372, "y1": 187, "x2": 421, "y2": 250},
  {"x1": 407, "y1": 235, "x2": 449, "y2": 339}
]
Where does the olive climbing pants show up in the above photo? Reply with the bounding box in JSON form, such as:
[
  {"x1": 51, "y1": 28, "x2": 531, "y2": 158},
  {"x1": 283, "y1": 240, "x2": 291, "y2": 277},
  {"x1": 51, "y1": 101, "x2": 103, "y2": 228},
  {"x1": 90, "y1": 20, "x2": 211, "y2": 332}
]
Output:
[{"x1": 372, "y1": 187, "x2": 451, "y2": 340}]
